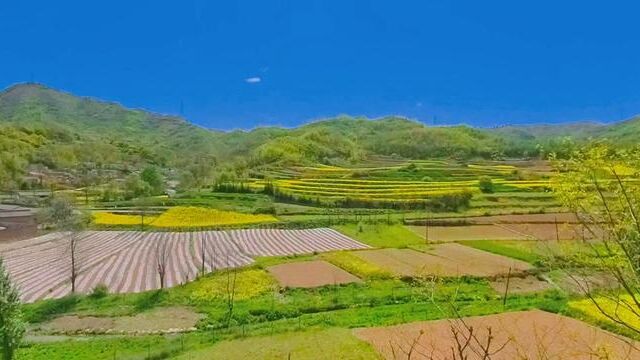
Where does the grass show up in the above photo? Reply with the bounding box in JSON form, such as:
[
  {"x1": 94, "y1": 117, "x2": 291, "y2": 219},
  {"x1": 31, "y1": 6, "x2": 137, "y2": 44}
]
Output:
[
  {"x1": 94, "y1": 192, "x2": 274, "y2": 214},
  {"x1": 460, "y1": 240, "x2": 620, "y2": 269},
  {"x1": 19, "y1": 290, "x2": 568, "y2": 359},
  {"x1": 174, "y1": 328, "x2": 381, "y2": 360},
  {"x1": 23, "y1": 271, "x2": 497, "y2": 330},
  {"x1": 19, "y1": 334, "x2": 188, "y2": 360},
  {"x1": 334, "y1": 224, "x2": 425, "y2": 248},
  {"x1": 459, "y1": 240, "x2": 542, "y2": 264}
]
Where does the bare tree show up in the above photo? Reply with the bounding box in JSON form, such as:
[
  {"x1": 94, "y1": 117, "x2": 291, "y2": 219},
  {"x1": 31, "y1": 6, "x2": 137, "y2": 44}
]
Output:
[
  {"x1": 200, "y1": 230, "x2": 206, "y2": 277},
  {"x1": 69, "y1": 231, "x2": 80, "y2": 293},
  {"x1": 135, "y1": 197, "x2": 152, "y2": 231},
  {"x1": 384, "y1": 276, "x2": 512, "y2": 360},
  {"x1": 155, "y1": 236, "x2": 170, "y2": 289},
  {"x1": 553, "y1": 144, "x2": 640, "y2": 336},
  {"x1": 225, "y1": 253, "x2": 238, "y2": 327},
  {"x1": 40, "y1": 195, "x2": 88, "y2": 294}
]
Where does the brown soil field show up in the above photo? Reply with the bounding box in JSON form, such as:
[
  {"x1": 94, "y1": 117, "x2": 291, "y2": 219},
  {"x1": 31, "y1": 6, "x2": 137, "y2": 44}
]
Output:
[
  {"x1": 553, "y1": 271, "x2": 619, "y2": 294},
  {"x1": 353, "y1": 244, "x2": 532, "y2": 278},
  {"x1": 35, "y1": 307, "x2": 203, "y2": 334},
  {"x1": 0, "y1": 215, "x2": 37, "y2": 243},
  {"x1": 408, "y1": 225, "x2": 528, "y2": 241},
  {"x1": 410, "y1": 213, "x2": 581, "y2": 226},
  {"x1": 354, "y1": 310, "x2": 639, "y2": 359},
  {"x1": 408, "y1": 222, "x2": 600, "y2": 242},
  {"x1": 490, "y1": 275, "x2": 552, "y2": 294},
  {"x1": 497, "y1": 223, "x2": 603, "y2": 241},
  {"x1": 267, "y1": 260, "x2": 362, "y2": 288},
  {"x1": 465, "y1": 213, "x2": 580, "y2": 224}
]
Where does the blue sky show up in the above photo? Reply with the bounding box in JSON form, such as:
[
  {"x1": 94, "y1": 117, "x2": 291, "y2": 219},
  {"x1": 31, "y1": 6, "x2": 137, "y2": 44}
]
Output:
[{"x1": 2, "y1": 1, "x2": 639, "y2": 130}]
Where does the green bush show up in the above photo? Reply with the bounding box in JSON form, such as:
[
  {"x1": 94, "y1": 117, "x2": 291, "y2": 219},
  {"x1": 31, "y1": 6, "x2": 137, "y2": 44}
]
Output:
[
  {"x1": 478, "y1": 176, "x2": 494, "y2": 193},
  {"x1": 90, "y1": 284, "x2": 109, "y2": 299}
]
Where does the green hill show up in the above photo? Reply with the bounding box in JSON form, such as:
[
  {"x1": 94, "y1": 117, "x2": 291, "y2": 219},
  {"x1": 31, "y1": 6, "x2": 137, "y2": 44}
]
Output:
[{"x1": 0, "y1": 83, "x2": 637, "y2": 190}]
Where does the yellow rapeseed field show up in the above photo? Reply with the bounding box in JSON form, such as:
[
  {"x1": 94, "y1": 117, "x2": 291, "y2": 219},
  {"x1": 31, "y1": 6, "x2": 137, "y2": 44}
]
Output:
[
  {"x1": 93, "y1": 207, "x2": 277, "y2": 228},
  {"x1": 93, "y1": 212, "x2": 158, "y2": 226},
  {"x1": 569, "y1": 296, "x2": 640, "y2": 329},
  {"x1": 187, "y1": 269, "x2": 276, "y2": 302},
  {"x1": 151, "y1": 206, "x2": 278, "y2": 228}
]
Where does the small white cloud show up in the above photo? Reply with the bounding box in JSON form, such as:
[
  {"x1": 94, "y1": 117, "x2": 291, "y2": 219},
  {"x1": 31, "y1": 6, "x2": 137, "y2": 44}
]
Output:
[
  {"x1": 245, "y1": 77, "x2": 261, "y2": 84},
  {"x1": 416, "y1": 102, "x2": 423, "y2": 107}
]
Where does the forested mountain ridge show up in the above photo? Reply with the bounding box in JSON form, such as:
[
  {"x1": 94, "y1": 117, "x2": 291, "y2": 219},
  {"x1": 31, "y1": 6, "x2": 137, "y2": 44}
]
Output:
[{"x1": 0, "y1": 83, "x2": 637, "y2": 190}]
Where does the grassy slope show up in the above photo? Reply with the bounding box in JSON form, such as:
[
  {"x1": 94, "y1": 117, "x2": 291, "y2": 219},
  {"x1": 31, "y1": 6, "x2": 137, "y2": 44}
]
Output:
[
  {"x1": 174, "y1": 328, "x2": 381, "y2": 360},
  {"x1": 18, "y1": 291, "x2": 566, "y2": 359},
  {"x1": 459, "y1": 240, "x2": 542, "y2": 264},
  {"x1": 334, "y1": 223, "x2": 426, "y2": 248}
]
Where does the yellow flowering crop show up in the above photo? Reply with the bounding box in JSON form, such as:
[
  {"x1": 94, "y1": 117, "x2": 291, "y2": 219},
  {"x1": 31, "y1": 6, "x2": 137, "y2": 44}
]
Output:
[
  {"x1": 322, "y1": 251, "x2": 393, "y2": 279},
  {"x1": 188, "y1": 269, "x2": 276, "y2": 302},
  {"x1": 93, "y1": 212, "x2": 158, "y2": 226},
  {"x1": 151, "y1": 206, "x2": 278, "y2": 228},
  {"x1": 569, "y1": 296, "x2": 640, "y2": 330}
]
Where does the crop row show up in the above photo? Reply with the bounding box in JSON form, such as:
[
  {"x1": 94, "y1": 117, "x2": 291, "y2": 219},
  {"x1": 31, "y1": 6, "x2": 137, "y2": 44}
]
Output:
[{"x1": 2, "y1": 228, "x2": 369, "y2": 303}]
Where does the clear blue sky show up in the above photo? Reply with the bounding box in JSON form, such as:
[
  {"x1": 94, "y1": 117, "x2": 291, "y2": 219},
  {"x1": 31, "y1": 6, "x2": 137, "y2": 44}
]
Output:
[{"x1": 2, "y1": 1, "x2": 639, "y2": 130}]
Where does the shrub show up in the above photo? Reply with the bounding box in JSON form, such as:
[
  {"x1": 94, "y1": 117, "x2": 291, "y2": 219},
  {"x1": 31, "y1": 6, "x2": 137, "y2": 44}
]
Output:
[
  {"x1": 90, "y1": 284, "x2": 109, "y2": 299},
  {"x1": 478, "y1": 176, "x2": 494, "y2": 193},
  {"x1": 426, "y1": 191, "x2": 473, "y2": 212}
]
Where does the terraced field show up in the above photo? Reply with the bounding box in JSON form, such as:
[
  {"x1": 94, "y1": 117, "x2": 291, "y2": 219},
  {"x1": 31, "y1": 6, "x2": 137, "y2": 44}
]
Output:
[
  {"x1": 255, "y1": 178, "x2": 550, "y2": 202},
  {"x1": 1, "y1": 229, "x2": 368, "y2": 302}
]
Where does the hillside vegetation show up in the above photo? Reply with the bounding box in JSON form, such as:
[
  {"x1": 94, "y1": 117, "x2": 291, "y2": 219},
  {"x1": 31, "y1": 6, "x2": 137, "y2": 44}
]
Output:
[{"x1": 0, "y1": 83, "x2": 637, "y2": 191}]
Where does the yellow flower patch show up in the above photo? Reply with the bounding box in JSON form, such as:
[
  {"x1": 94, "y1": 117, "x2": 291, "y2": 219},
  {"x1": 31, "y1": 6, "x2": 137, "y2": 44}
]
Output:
[
  {"x1": 188, "y1": 269, "x2": 276, "y2": 302},
  {"x1": 151, "y1": 206, "x2": 278, "y2": 228},
  {"x1": 93, "y1": 212, "x2": 158, "y2": 226}
]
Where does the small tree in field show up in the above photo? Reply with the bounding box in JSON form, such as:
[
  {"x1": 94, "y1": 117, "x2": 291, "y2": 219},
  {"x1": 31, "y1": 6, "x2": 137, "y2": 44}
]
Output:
[
  {"x1": 0, "y1": 258, "x2": 25, "y2": 360},
  {"x1": 40, "y1": 196, "x2": 89, "y2": 293},
  {"x1": 478, "y1": 176, "x2": 494, "y2": 193},
  {"x1": 155, "y1": 237, "x2": 170, "y2": 289}
]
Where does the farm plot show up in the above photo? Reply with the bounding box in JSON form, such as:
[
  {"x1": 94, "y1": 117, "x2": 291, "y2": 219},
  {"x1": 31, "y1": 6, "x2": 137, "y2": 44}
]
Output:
[
  {"x1": 2, "y1": 228, "x2": 368, "y2": 303},
  {"x1": 354, "y1": 310, "x2": 639, "y2": 359},
  {"x1": 267, "y1": 260, "x2": 362, "y2": 288},
  {"x1": 464, "y1": 213, "x2": 580, "y2": 224},
  {"x1": 353, "y1": 244, "x2": 532, "y2": 277},
  {"x1": 0, "y1": 204, "x2": 37, "y2": 242},
  {"x1": 407, "y1": 225, "x2": 528, "y2": 241},
  {"x1": 408, "y1": 223, "x2": 597, "y2": 242}
]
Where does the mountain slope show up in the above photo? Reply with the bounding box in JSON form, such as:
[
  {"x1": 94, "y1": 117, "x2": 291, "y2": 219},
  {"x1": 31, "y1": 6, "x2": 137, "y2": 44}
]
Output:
[
  {"x1": 0, "y1": 83, "x2": 637, "y2": 190},
  {"x1": 0, "y1": 83, "x2": 225, "y2": 166}
]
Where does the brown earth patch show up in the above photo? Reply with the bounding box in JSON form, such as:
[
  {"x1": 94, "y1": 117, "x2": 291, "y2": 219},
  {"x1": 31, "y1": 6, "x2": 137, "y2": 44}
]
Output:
[
  {"x1": 35, "y1": 306, "x2": 203, "y2": 334},
  {"x1": 408, "y1": 222, "x2": 601, "y2": 242},
  {"x1": 553, "y1": 271, "x2": 619, "y2": 294},
  {"x1": 353, "y1": 244, "x2": 532, "y2": 278},
  {"x1": 354, "y1": 310, "x2": 639, "y2": 359},
  {"x1": 0, "y1": 215, "x2": 37, "y2": 243},
  {"x1": 497, "y1": 223, "x2": 603, "y2": 241},
  {"x1": 408, "y1": 225, "x2": 527, "y2": 242},
  {"x1": 490, "y1": 275, "x2": 552, "y2": 294},
  {"x1": 267, "y1": 260, "x2": 362, "y2": 288},
  {"x1": 447, "y1": 213, "x2": 580, "y2": 225}
]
